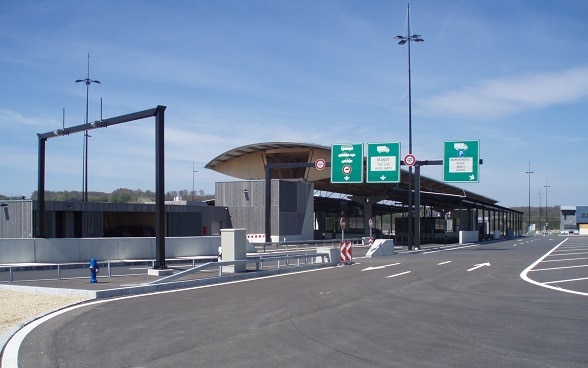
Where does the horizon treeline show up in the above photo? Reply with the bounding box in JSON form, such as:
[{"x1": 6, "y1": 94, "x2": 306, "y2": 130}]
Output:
[
  {"x1": 510, "y1": 205, "x2": 562, "y2": 231},
  {"x1": 0, "y1": 189, "x2": 214, "y2": 203}
]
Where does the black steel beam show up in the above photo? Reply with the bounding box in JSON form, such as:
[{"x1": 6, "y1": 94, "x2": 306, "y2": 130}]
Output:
[
  {"x1": 154, "y1": 106, "x2": 167, "y2": 269},
  {"x1": 401, "y1": 159, "x2": 483, "y2": 166},
  {"x1": 37, "y1": 138, "x2": 46, "y2": 237},
  {"x1": 37, "y1": 107, "x2": 161, "y2": 140}
]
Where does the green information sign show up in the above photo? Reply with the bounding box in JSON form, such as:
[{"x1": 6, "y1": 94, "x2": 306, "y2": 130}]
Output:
[
  {"x1": 443, "y1": 140, "x2": 480, "y2": 183},
  {"x1": 367, "y1": 142, "x2": 400, "y2": 183},
  {"x1": 331, "y1": 143, "x2": 364, "y2": 183}
]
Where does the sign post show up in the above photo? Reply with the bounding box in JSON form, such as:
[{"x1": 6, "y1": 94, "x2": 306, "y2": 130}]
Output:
[
  {"x1": 367, "y1": 142, "x2": 400, "y2": 183},
  {"x1": 339, "y1": 217, "x2": 352, "y2": 264},
  {"x1": 443, "y1": 140, "x2": 480, "y2": 183},
  {"x1": 331, "y1": 144, "x2": 364, "y2": 184}
]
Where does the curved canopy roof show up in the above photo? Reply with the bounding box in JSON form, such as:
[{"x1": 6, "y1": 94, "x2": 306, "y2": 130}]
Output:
[{"x1": 205, "y1": 142, "x2": 504, "y2": 211}]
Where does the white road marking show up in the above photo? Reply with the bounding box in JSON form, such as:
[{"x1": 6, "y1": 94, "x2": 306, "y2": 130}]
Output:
[
  {"x1": 544, "y1": 276, "x2": 588, "y2": 285},
  {"x1": 467, "y1": 262, "x2": 491, "y2": 272},
  {"x1": 528, "y1": 264, "x2": 588, "y2": 272},
  {"x1": 541, "y1": 256, "x2": 588, "y2": 263},
  {"x1": 386, "y1": 271, "x2": 411, "y2": 278},
  {"x1": 446, "y1": 244, "x2": 478, "y2": 251},
  {"x1": 520, "y1": 238, "x2": 588, "y2": 296},
  {"x1": 361, "y1": 263, "x2": 400, "y2": 271},
  {"x1": 550, "y1": 251, "x2": 588, "y2": 256}
]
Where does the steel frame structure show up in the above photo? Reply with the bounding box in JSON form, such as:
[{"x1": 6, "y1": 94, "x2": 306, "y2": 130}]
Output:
[{"x1": 37, "y1": 105, "x2": 168, "y2": 269}]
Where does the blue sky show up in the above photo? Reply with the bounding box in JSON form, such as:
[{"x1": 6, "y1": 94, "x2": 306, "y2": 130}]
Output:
[{"x1": 1, "y1": 0, "x2": 587, "y2": 207}]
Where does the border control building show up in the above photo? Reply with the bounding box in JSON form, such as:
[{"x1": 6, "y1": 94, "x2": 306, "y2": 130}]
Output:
[{"x1": 206, "y1": 142, "x2": 523, "y2": 244}]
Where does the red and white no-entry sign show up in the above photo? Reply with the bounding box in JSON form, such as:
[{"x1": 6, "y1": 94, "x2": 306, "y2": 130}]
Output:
[
  {"x1": 315, "y1": 158, "x2": 326, "y2": 171},
  {"x1": 404, "y1": 154, "x2": 416, "y2": 167}
]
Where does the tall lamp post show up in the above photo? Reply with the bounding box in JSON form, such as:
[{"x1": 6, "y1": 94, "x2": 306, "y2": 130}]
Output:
[
  {"x1": 538, "y1": 189, "x2": 542, "y2": 235},
  {"x1": 75, "y1": 53, "x2": 100, "y2": 202},
  {"x1": 192, "y1": 162, "x2": 198, "y2": 201},
  {"x1": 525, "y1": 162, "x2": 534, "y2": 235},
  {"x1": 544, "y1": 179, "x2": 550, "y2": 234},
  {"x1": 396, "y1": 4, "x2": 423, "y2": 250}
]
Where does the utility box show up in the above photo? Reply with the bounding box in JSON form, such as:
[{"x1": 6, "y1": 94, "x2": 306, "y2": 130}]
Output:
[{"x1": 221, "y1": 228, "x2": 247, "y2": 273}]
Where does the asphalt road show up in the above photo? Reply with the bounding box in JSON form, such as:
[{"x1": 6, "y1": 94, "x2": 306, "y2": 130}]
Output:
[{"x1": 11, "y1": 236, "x2": 588, "y2": 367}]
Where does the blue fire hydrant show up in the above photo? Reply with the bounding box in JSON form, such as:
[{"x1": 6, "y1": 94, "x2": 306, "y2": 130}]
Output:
[{"x1": 89, "y1": 259, "x2": 99, "y2": 283}]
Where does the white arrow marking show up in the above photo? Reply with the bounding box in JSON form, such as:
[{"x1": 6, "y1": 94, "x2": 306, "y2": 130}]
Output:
[
  {"x1": 469, "y1": 174, "x2": 475, "y2": 180},
  {"x1": 467, "y1": 262, "x2": 491, "y2": 272},
  {"x1": 361, "y1": 263, "x2": 400, "y2": 271},
  {"x1": 386, "y1": 271, "x2": 411, "y2": 278},
  {"x1": 344, "y1": 176, "x2": 350, "y2": 181},
  {"x1": 380, "y1": 175, "x2": 386, "y2": 180}
]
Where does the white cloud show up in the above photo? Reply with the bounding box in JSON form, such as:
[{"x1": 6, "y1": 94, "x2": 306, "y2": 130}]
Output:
[
  {"x1": 0, "y1": 109, "x2": 54, "y2": 128},
  {"x1": 420, "y1": 65, "x2": 588, "y2": 119}
]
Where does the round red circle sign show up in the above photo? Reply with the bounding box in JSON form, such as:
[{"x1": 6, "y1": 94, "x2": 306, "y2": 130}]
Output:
[
  {"x1": 315, "y1": 158, "x2": 326, "y2": 171},
  {"x1": 342, "y1": 165, "x2": 352, "y2": 175},
  {"x1": 404, "y1": 154, "x2": 416, "y2": 167}
]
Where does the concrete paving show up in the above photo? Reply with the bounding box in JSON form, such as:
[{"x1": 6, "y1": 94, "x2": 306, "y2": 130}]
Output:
[{"x1": 6, "y1": 236, "x2": 588, "y2": 368}]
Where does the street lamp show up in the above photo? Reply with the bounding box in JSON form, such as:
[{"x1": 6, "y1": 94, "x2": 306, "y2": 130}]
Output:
[
  {"x1": 538, "y1": 189, "x2": 542, "y2": 235},
  {"x1": 396, "y1": 3, "x2": 423, "y2": 250},
  {"x1": 544, "y1": 179, "x2": 550, "y2": 234},
  {"x1": 192, "y1": 162, "x2": 198, "y2": 201},
  {"x1": 525, "y1": 162, "x2": 534, "y2": 235},
  {"x1": 75, "y1": 53, "x2": 100, "y2": 202}
]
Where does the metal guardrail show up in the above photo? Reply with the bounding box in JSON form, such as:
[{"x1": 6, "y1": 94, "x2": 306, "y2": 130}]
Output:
[
  {"x1": 254, "y1": 237, "x2": 364, "y2": 253},
  {"x1": 0, "y1": 258, "x2": 219, "y2": 284},
  {"x1": 150, "y1": 252, "x2": 331, "y2": 285},
  {"x1": 0, "y1": 252, "x2": 332, "y2": 284}
]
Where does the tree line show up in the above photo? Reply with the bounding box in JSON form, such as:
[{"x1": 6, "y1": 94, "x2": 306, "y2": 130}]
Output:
[
  {"x1": 1, "y1": 189, "x2": 213, "y2": 204},
  {"x1": 510, "y1": 205, "x2": 561, "y2": 231}
]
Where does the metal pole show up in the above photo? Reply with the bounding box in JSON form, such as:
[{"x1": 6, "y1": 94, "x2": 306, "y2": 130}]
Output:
[
  {"x1": 407, "y1": 5, "x2": 414, "y2": 251},
  {"x1": 538, "y1": 189, "x2": 542, "y2": 235},
  {"x1": 37, "y1": 137, "x2": 46, "y2": 238},
  {"x1": 265, "y1": 166, "x2": 272, "y2": 243},
  {"x1": 544, "y1": 179, "x2": 550, "y2": 234},
  {"x1": 192, "y1": 162, "x2": 198, "y2": 201},
  {"x1": 396, "y1": 4, "x2": 423, "y2": 250},
  {"x1": 84, "y1": 81, "x2": 89, "y2": 202},
  {"x1": 75, "y1": 54, "x2": 100, "y2": 203},
  {"x1": 155, "y1": 105, "x2": 167, "y2": 269},
  {"x1": 525, "y1": 163, "x2": 533, "y2": 235},
  {"x1": 415, "y1": 165, "x2": 421, "y2": 249}
]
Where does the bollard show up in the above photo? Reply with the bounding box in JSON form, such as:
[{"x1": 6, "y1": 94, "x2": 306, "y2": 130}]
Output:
[{"x1": 89, "y1": 258, "x2": 99, "y2": 283}]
